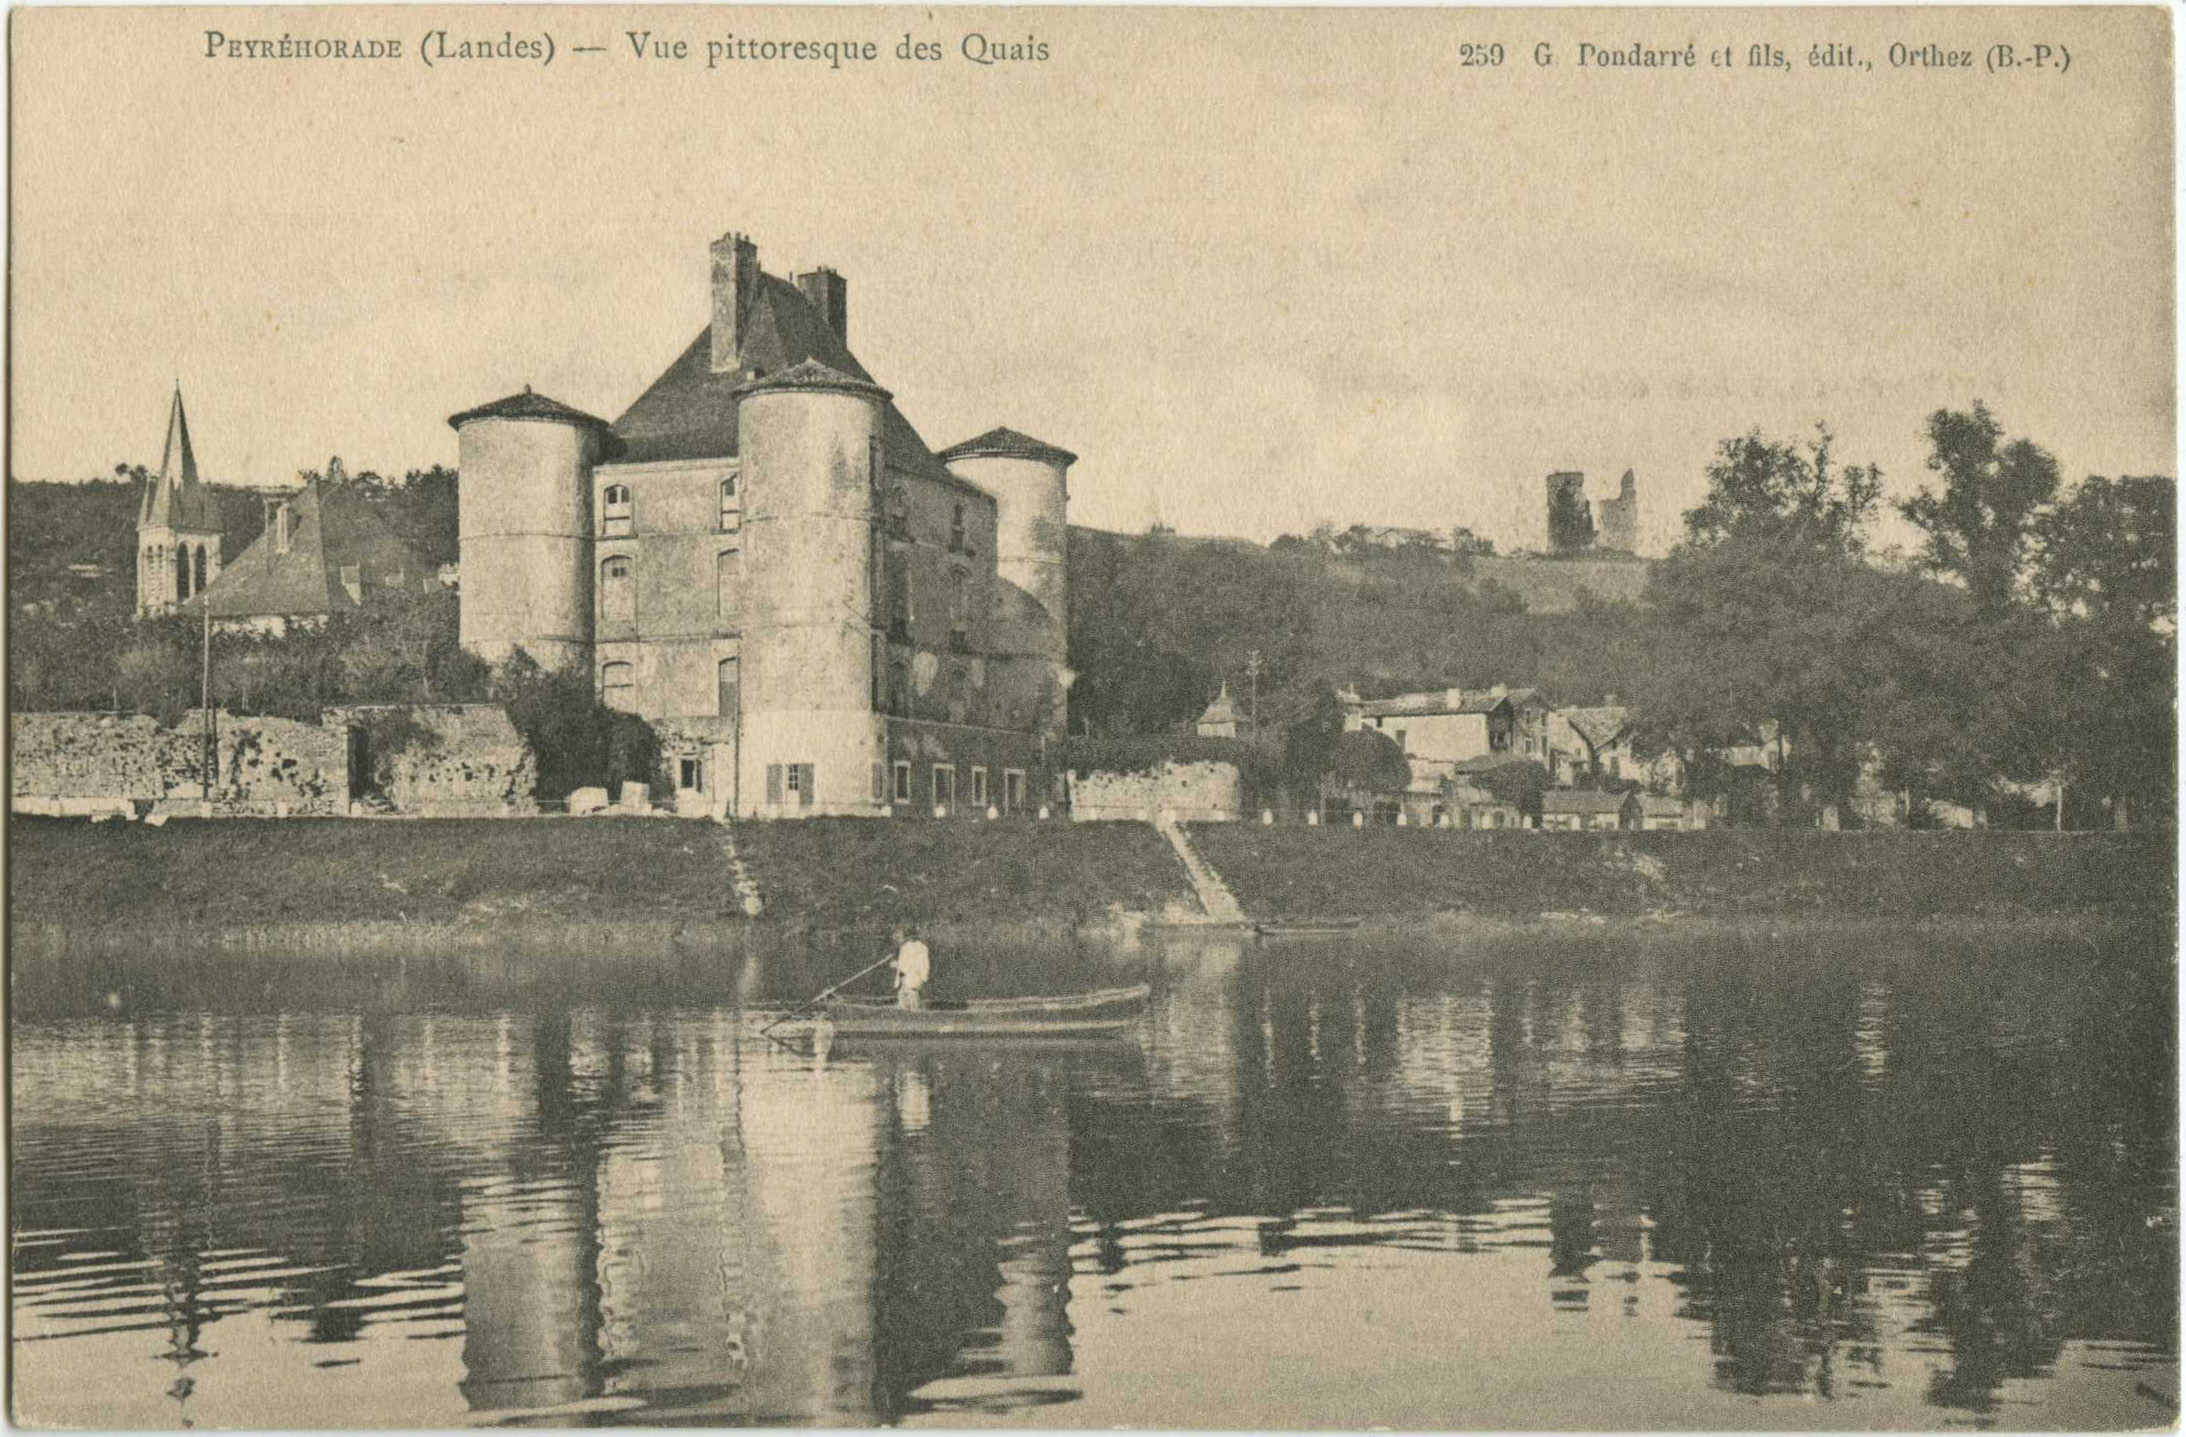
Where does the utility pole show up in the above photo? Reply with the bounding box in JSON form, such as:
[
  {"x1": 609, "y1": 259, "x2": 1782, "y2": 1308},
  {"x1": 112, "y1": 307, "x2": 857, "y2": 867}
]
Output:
[
  {"x1": 199, "y1": 594, "x2": 214, "y2": 800},
  {"x1": 1245, "y1": 649, "x2": 1262, "y2": 739}
]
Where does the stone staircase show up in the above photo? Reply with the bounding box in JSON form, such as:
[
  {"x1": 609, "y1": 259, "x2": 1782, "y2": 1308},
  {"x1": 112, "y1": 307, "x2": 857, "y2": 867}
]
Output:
[{"x1": 1155, "y1": 815, "x2": 1247, "y2": 925}]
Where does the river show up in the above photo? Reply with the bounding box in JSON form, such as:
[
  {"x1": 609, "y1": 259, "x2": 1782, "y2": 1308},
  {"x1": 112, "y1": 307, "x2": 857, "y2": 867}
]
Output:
[{"x1": 10, "y1": 927, "x2": 2177, "y2": 1429}]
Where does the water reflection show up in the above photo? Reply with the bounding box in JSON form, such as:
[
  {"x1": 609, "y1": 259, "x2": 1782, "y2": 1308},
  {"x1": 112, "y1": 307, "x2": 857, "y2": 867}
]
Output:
[{"x1": 10, "y1": 929, "x2": 2177, "y2": 1428}]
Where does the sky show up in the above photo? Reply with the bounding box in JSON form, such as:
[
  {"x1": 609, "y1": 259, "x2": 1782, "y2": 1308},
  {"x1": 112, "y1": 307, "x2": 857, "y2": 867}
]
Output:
[{"x1": 10, "y1": 6, "x2": 2175, "y2": 557}]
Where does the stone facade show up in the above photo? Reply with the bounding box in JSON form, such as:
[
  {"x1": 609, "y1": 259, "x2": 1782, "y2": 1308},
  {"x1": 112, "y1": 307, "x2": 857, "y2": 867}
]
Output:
[
  {"x1": 328, "y1": 704, "x2": 537, "y2": 816},
  {"x1": 12, "y1": 710, "x2": 347, "y2": 816},
  {"x1": 1596, "y1": 470, "x2": 1640, "y2": 553},
  {"x1": 448, "y1": 231, "x2": 1076, "y2": 820},
  {"x1": 14, "y1": 705, "x2": 537, "y2": 818},
  {"x1": 1069, "y1": 761, "x2": 1243, "y2": 823}
]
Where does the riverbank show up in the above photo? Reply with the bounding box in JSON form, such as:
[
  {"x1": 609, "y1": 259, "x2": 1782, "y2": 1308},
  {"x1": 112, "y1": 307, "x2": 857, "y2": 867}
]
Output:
[
  {"x1": 6, "y1": 814, "x2": 1201, "y2": 959},
  {"x1": 9, "y1": 816, "x2": 2173, "y2": 961},
  {"x1": 1191, "y1": 824, "x2": 2178, "y2": 926}
]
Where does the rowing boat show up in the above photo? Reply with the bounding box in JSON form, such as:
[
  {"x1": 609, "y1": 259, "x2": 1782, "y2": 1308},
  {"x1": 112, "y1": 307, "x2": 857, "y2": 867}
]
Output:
[
  {"x1": 817, "y1": 983, "x2": 1152, "y2": 1037},
  {"x1": 1254, "y1": 919, "x2": 1364, "y2": 938}
]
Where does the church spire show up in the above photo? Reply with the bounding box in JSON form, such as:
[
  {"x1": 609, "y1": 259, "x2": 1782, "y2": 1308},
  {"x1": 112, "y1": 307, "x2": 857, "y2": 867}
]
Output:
[{"x1": 160, "y1": 385, "x2": 199, "y2": 489}]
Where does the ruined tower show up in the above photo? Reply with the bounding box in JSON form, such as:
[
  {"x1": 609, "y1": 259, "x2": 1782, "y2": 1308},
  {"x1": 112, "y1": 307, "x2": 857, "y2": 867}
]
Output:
[{"x1": 1596, "y1": 470, "x2": 1640, "y2": 554}]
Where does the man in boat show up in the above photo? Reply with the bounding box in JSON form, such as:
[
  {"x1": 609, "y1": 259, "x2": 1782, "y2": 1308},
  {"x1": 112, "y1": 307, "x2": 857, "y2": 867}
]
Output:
[{"x1": 892, "y1": 926, "x2": 931, "y2": 1011}]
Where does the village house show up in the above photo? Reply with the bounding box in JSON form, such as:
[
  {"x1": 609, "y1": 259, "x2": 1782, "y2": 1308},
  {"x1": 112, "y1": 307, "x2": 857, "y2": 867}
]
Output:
[
  {"x1": 1638, "y1": 794, "x2": 1697, "y2": 831},
  {"x1": 1540, "y1": 789, "x2": 1639, "y2": 832},
  {"x1": 1340, "y1": 685, "x2": 1551, "y2": 768},
  {"x1": 445, "y1": 230, "x2": 1078, "y2": 820}
]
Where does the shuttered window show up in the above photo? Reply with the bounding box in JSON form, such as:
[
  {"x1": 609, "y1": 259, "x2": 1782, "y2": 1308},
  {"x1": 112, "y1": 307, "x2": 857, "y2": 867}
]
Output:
[{"x1": 766, "y1": 763, "x2": 783, "y2": 804}]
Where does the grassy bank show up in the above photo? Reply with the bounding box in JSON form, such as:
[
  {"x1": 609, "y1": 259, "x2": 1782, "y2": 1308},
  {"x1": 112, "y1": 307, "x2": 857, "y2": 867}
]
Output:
[
  {"x1": 8, "y1": 815, "x2": 742, "y2": 930},
  {"x1": 7, "y1": 815, "x2": 1200, "y2": 956},
  {"x1": 732, "y1": 817, "x2": 1196, "y2": 930},
  {"x1": 1190, "y1": 824, "x2": 2179, "y2": 924}
]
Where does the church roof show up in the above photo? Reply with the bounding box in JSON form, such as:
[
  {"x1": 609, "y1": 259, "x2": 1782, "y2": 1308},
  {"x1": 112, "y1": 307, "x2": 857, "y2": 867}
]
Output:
[
  {"x1": 447, "y1": 388, "x2": 625, "y2": 458},
  {"x1": 937, "y1": 427, "x2": 1078, "y2": 467},
  {"x1": 140, "y1": 388, "x2": 222, "y2": 533},
  {"x1": 188, "y1": 480, "x2": 426, "y2": 620},
  {"x1": 608, "y1": 270, "x2": 968, "y2": 491}
]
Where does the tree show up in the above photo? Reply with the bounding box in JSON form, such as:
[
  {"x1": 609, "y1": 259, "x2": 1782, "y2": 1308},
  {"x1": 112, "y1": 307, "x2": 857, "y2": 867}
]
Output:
[
  {"x1": 1327, "y1": 728, "x2": 1409, "y2": 792},
  {"x1": 1279, "y1": 682, "x2": 1347, "y2": 799},
  {"x1": 2030, "y1": 473, "x2": 2176, "y2": 630},
  {"x1": 1548, "y1": 483, "x2": 1595, "y2": 555},
  {"x1": 1635, "y1": 426, "x2": 1887, "y2": 817},
  {"x1": 1900, "y1": 403, "x2": 2061, "y2": 615}
]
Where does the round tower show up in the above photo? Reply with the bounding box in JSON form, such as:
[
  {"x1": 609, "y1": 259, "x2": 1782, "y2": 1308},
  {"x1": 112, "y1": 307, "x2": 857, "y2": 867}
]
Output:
[
  {"x1": 447, "y1": 389, "x2": 622, "y2": 672},
  {"x1": 732, "y1": 360, "x2": 890, "y2": 816},
  {"x1": 938, "y1": 428, "x2": 1077, "y2": 743}
]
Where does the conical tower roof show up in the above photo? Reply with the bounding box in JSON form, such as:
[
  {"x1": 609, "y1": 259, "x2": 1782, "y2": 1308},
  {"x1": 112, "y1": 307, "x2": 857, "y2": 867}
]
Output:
[{"x1": 140, "y1": 387, "x2": 222, "y2": 532}]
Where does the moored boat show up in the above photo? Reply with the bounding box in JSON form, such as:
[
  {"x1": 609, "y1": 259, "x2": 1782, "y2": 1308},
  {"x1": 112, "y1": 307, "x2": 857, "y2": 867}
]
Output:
[
  {"x1": 817, "y1": 983, "x2": 1151, "y2": 1037},
  {"x1": 1254, "y1": 918, "x2": 1364, "y2": 938}
]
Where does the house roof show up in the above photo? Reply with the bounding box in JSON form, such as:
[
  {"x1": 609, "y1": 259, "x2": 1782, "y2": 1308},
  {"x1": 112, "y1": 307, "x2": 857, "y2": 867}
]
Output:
[
  {"x1": 1349, "y1": 688, "x2": 1518, "y2": 719},
  {"x1": 447, "y1": 388, "x2": 625, "y2": 458},
  {"x1": 1560, "y1": 705, "x2": 1629, "y2": 749},
  {"x1": 607, "y1": 270, "x2": 971, "y2": 495},
  {"x1": 1197, "y1": 684, "x2": 1241, "y2": 726},
  {"x1": 938, "y1": 427, "x2": 1079, "y2": 468},
  {"x1": 1542, "y1": 790, "x2": 1633, "y2": 815},
  {"x1": 1453, "y1": 753, "x2": 1546, "y2": 777},
  {"x1": 188, "y1": 480, "x2": 426, "y2": 619},
  {"x1": 1639, "y1": 795, "x2": 1686, "y2": 816},
  {"x1": 140, "y1": 388, "x2": 223, "y2": 533}
]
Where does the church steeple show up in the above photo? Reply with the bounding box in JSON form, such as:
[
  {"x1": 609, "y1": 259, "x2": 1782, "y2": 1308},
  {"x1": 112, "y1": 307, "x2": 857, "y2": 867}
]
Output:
[
  {"x1": 136, "y1": 386, "x2": 225, "y2": 617},
  {"x1": 141, "y1": 387, "x2": 206, "y2": 528}
]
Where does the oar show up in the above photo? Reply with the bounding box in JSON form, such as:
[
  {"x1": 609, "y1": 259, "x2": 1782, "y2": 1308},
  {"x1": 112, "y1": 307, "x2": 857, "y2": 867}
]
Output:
[{"x1": 760, "y1": 948, "x2": 896, "y2": 1034}]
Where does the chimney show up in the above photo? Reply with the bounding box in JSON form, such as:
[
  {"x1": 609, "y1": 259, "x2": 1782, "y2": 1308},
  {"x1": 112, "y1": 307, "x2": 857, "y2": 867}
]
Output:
[
  {"x1": 710, "y1": 232, "x2": 760, "y2": 374},
  {"x1": 1446, "y1": 687, "x2": 1464, "y2": 709},
  {"x1": 275, "y1": 499, "x2": 292, "y2": 554},
  {"x1": 795, "y1": 267, "x2": 848, "y2": 344},
  {"x1": 1491, "y1": 683, "x2": 1508, "y2": 698}
]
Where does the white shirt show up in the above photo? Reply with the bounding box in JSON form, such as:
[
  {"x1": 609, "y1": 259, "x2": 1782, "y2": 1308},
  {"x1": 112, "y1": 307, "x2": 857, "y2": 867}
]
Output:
[{"x1": 893, "y1": 939, "x2": 931, "y2": 990}]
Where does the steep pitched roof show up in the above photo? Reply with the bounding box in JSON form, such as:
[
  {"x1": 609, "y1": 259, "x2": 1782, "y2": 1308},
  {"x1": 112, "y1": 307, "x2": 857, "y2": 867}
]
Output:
[
  {"x1": 1560, "y1": 706, "x2": 1630, "y2": 749},
  {"x1": 1197, "y1": 683, "x2": 1242, "y2": 726},
  {"x1": 190, "y1": 481, "x2": 425, "y2": 620},
  {"x1": 140, "y1": 388, "x2": 223, "y2": 533},
  {"x1": 609, "y1": 271, "x2": 960, "y2": 489},
  {"x1": 938, "y1": 427, "x2": 1078, "y2": 467}
]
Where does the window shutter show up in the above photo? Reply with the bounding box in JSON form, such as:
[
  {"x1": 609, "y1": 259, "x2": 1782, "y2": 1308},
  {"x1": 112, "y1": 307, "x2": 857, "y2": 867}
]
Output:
[
  {"x1": 872, "y1": 763, "x2": 886, "y2": 803},
  {"x1": 798, "y1": 764, "x2": 815, "y2": 807},
  {"x1": 766, "y1": 763, "x2": 783, "y2": 804}
]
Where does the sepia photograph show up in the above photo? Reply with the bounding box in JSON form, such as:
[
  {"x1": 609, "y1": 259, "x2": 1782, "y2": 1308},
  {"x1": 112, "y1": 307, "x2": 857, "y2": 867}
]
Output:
[{"x1": 6, "y1": 4, "x2": 2178, "y2": 1428}]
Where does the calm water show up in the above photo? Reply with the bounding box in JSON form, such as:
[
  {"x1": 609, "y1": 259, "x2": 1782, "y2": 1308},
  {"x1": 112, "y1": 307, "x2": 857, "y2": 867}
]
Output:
[{"x1": 10, "y1": 930, "x2": 2178, "y2": 1429}]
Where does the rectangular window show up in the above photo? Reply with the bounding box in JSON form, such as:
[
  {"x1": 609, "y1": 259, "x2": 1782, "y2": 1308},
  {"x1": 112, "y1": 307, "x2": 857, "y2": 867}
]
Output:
[
  {"x1": 873, "y1": 762, "x2": 887, "y2": 804},
  {"x1": 678, "y1": 757, "x2": 705, "y2": 791},
  {"x1": 971, "y1": 767, "x2": 989, "y2": 806},
  {"x1": 932, "y1": 764, "x2": 956, "y2": 811},
  {"x1": 718, "y1": 475, "x2": 740, "y2": 531},
  {"x1": 796, "y1": 763, "x2": 815, "y2": 807},
  {"x1": 716, "y1": 549, "x2": 739, "y2": 622},
  {"x1": 893, "y1": 761, "x2": 911, "y2": 803},
  {"x1": 717, "y1": 657, "x2": 739, "y2": 719},
  {"x1": 1003, "y1": 769, "x2": 1025, "y2": 815},
  {"x1": 1393, "y1": 729, "x2": 1407, "y2": 751},
  {"x1": 766, "y1": 763, "x2": 784, "y2": 804},
  {"x1": 786, "y1": 764, "x2": 801, "y2": 794}
]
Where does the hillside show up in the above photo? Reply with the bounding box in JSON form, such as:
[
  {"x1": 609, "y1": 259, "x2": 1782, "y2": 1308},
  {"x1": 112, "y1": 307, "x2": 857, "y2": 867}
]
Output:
[{"x1": 8, "y1": 476, "x2": 1663, "y2": 738}]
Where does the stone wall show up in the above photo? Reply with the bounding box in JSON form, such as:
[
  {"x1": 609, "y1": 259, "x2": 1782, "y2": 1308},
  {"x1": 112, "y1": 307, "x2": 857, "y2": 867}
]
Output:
[
  {"x1": 1070, "y1": 760, "x2": 1243, "y2": 823},
  {"x1": 11, "y1": 710, "x2": 348, "y2": 816},
  {"x1": 330, "y1": 704, "x2": 537, "y2": 816}
]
